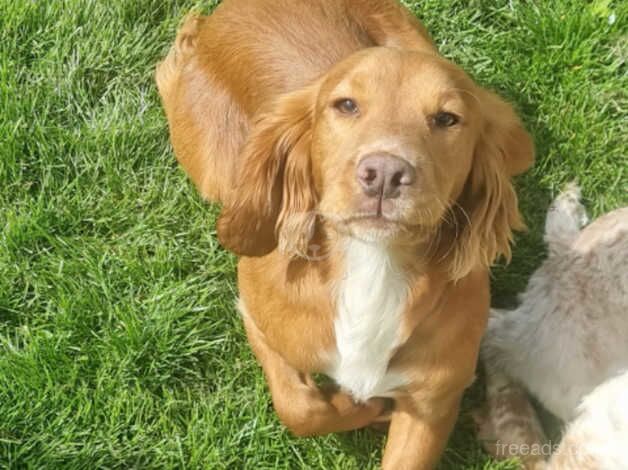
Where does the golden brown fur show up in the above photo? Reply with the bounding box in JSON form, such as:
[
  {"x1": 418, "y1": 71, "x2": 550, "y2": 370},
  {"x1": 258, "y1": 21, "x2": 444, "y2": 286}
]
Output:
[{"x1": 157, "y1": 0, "x2": 533, "y2": 467}]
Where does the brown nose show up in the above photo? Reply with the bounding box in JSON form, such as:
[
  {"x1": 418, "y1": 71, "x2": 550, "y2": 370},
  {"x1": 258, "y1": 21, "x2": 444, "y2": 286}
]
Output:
[{"x1": 356, "y1": 154, "x2": 416, "y2": 199}]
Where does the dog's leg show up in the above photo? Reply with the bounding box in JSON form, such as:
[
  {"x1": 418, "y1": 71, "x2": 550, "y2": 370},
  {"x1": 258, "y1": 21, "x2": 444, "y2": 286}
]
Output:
[
  {"x1": 156, "y1": 14, "x2": 245, "y2": 204},
  {"x1": 544, "y1": 182, "x2": 588, "y2": 249},
  {"x1": 381, "y1": 395, "x2": 461, "y2": 470},
  {"x1": 472, "y1": 369, "x2": 547, "y2": 470},
  {"x1": 242, "y1": 314, "x2": 387, "y2": 437}
]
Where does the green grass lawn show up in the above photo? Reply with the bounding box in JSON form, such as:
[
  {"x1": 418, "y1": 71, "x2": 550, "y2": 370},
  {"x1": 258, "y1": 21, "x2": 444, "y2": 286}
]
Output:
[{"x1": 1, "y1": 0, "x2": 626, "y2": 468}]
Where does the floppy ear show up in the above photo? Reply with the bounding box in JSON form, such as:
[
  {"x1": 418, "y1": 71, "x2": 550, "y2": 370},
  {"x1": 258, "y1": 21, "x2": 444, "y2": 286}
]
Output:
[
  {"x1": 482, "y1": 92, "x2": 535, "y2": 177},
  {"x1": 216, "y1": 83, "x2": 319, "y2": 257},
  {"x1": 449, "y1": 91, "x2": 534, "y2": 279}
]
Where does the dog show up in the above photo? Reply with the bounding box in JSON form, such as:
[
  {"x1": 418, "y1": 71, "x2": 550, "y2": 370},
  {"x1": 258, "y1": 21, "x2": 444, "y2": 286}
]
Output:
[
  {"x1": 549, "y1": 369, "x2": 628, "y2": 469},
  {"x1": 475, "y1": 184, "x2": 628, "y2": 469},
  {"x1": 156, "y1": 1, "x2": 534, "y2": 467}
]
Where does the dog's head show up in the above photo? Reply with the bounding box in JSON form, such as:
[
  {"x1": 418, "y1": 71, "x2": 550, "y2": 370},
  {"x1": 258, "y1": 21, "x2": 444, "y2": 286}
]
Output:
[{"x1": 218, "y1": 48, "x2": 533, "y2": 278}]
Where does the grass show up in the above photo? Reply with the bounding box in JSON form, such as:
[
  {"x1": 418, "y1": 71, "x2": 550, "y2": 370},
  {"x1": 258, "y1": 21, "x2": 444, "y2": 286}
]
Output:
[{"x1": 0, "y1": 0, "x2": 625, "y2": 468}]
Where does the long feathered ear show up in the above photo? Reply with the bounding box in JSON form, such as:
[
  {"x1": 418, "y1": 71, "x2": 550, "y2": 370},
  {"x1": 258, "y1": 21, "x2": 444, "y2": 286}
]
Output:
[
  {"x1": 216, "y1": 83, "x2": 319, "y2": 257},
  {"x1": 449, "y1": 91, "x2": 534, "y2": 279}
]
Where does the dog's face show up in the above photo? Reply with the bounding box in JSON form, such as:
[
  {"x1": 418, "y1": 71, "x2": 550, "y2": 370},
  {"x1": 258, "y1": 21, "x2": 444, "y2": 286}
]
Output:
[
  {"x1": 312, "y1": 49, "x2": 482, "y2": 242},
  {"x1": 218, "y1": 48, "x2": 533, "y2": 278}
]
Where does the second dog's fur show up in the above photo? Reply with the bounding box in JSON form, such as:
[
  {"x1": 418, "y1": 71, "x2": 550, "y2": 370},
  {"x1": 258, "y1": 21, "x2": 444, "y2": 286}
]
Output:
[{"x1": 476, "y1": 184, "x2": 628, "y2": 469}]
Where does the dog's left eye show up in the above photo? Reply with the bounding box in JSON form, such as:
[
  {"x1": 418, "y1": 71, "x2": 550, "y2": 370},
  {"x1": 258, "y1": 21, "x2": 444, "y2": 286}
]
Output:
[
  {"x1": 432, "y1": 111, "x2": 459, "y2": 128},
  {"x1": 333, "y1": 98, "x2": 359, "y2": 115}
]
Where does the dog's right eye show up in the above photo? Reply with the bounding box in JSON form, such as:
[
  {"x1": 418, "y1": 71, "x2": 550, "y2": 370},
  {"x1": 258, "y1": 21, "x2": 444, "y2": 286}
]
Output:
[
  {"x1": 333, "y1": 98, "x2": 359, "y2": 115},
  {"x1": 432, "y1": 111, "x2": 459, "y2": 128}
]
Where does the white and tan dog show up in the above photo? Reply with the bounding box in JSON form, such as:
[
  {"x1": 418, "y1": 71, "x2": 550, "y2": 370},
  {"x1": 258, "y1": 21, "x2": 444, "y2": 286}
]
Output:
[{"x1": 476, "y1": 184, "x2": 628, "y2": 469}]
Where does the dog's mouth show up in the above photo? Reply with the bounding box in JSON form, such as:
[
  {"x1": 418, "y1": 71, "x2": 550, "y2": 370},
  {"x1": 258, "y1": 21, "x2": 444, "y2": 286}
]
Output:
[
  {"x1": 325, "y1": 205, "x2": 443, "y2": 245},
  {"x1": 328, "y1": 213, "x2": 407, "y2": 243},
  {"x1": 351, "y1": 218, "x2": 409, "y2": 238},
  {"x1": 330, "y1": 211, "x2": 405, "y2": 229},
  {"x1": 346, "y1": 213, "x2": 401, "y2": 224},
  {"x1": 316, "y1": 205, "x2": 438, "y2": 243}
]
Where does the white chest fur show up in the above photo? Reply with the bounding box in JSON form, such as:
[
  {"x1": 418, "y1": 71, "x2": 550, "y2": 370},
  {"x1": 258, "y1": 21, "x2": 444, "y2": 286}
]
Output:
[{"x1": 327, "y1": 240, "x2": 409, "y2": 402}]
